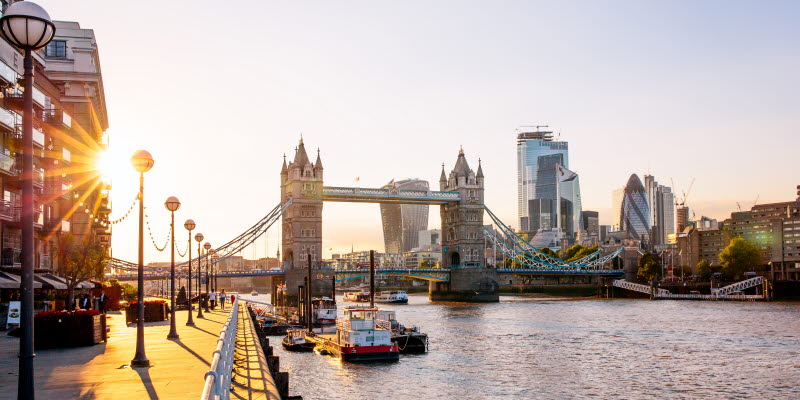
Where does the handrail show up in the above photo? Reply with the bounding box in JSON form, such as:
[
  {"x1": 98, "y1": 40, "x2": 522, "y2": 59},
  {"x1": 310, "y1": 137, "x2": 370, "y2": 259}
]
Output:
[{"x1": 200, "y1": 298, "x2": 239, "y2": 400}]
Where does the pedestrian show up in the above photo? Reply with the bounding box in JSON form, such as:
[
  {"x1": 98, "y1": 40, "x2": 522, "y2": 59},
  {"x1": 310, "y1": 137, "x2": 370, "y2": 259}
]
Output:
[
  {"x1": 209, "y1": 291, "x2": 217, "y2": 310},
  {"x1": 202, "y1": 292, "x2": 210, "y2": 312},
  {"x1": 98, "y1": 289, "x2": 108, "y2": 314},
  {"x1": 219, "y1": 289, "x2": 227, "y2": 310}
]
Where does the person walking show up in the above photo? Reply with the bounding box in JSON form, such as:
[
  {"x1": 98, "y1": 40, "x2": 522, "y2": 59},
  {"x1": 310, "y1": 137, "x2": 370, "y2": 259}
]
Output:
[
  {"x1": 209, "y1": 291, "x2": 217, "y2": 310},
  {"x1": 219, "y1": 289, "x2": 227, "y2": 310},
  {"x1": 98, "y1": 289, "x2": 108, "y2": 314}
]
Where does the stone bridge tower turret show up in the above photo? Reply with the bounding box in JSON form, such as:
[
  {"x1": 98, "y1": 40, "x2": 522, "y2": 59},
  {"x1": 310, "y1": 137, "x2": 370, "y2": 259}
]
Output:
[
  {"x1": 280, "y1": 138, "x2": 323, "y2": 270},
  {"x1": 440, "y1": 148, "x2": 485, "y2": 268}
]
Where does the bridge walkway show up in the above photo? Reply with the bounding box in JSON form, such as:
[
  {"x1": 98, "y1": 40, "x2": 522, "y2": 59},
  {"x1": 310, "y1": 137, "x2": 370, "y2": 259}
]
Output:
[{"x1": 0, "y1": 300, "x2": 274, "y2": 399}]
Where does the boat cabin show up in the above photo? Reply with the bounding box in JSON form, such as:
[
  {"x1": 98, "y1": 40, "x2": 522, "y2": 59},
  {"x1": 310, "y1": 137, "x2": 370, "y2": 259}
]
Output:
[
  {"x1": 286, "y1": 329, "x2": 308, "y2": 345},
  {"x1": 337, "y1": 307, "x2": 392, "y2": 347}
]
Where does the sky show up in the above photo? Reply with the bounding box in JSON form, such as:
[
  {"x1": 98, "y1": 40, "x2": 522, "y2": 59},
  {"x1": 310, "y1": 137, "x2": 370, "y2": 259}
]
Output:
[{"x1": 35, "y1": 0, "x2": 800, "y2": 263}]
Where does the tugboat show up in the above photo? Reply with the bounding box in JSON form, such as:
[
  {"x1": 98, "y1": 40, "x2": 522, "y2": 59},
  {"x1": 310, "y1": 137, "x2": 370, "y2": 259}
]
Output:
[
  {"x1": 376, "y1": 310, "x2": 428, "y2": 353},
  {"x1": 375, "y1": 290, "x2": 409, "y2": 304},
  {"x1": 343, "y1": 291, "x2": 370, "y2": 302},
  {"x1": 282, "y1": 329, "x2": 316, "y2": 352},
  {"x1": 311, "y1": 307, "x2": 399, "y2": 362}
]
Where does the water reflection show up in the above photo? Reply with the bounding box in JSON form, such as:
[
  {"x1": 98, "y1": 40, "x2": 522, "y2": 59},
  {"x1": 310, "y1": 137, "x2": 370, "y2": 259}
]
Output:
[{"x1": 239, "y1": 294, "x2": 800, "y2": 399}]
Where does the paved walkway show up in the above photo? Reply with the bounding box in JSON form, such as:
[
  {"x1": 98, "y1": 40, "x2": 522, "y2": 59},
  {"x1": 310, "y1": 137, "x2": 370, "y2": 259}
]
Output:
[{"x1": 0, "y1": 303, "x2": 250, "y2": 399}]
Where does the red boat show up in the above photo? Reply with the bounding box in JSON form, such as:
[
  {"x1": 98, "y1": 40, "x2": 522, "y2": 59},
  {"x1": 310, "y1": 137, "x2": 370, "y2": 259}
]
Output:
[{"x1": 311, "y1": 307, "x2": 399, "y2": 362}]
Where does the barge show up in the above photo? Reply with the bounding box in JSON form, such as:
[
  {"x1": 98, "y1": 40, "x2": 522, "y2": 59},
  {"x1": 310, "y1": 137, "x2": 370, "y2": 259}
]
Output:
[{"x1": 311, "y1": 307, "x2": 399, "y2": 362}]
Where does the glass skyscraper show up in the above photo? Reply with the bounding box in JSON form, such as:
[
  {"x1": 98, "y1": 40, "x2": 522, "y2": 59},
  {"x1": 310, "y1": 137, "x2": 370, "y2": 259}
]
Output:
[
  {"x1": 620, "y1": 174, "x2": 651, "y2": 243},
  {"x1": 380, "y1": 179, "x2": 430, "y2": 253},
  {"x1": 516, "y1": 128, "x2": 581, "y2": 237}
]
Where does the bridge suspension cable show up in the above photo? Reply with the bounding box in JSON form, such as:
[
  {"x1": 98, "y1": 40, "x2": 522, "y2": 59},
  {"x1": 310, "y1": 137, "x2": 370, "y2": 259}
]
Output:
[
  {"x1": 482, "y1": 206, "x2": 623, "y2": 271},
  {"x1": 107, "y1": 200, "x2": 292, "y2": 275}
]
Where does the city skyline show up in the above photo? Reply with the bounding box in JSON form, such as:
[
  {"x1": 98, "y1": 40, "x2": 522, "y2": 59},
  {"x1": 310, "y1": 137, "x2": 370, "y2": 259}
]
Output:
[{"x1": 31, "y1": 0, "x2": 799, "y2": 263}]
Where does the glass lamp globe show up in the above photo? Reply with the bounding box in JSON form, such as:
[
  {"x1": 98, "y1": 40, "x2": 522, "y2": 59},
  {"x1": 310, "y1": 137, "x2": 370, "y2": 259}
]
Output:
[
  {"x1": 0, "y1": 1, "x2": 55, "y2": 50},
  {"x1": 164, "y1": 196, "x2": 181, "y2": 212},
  {"x1": 130, "y1": 150, "x2": 154, "y2": 173},
  {"x1": 184, "y1": 219, "x2": 196, "y2": 231},
  {"x1": 195, "y1": 232, "x2": 204, "y2": 242}
]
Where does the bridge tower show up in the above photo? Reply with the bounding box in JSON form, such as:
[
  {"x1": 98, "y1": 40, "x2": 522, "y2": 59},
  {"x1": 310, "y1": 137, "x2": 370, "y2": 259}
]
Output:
[
  {"x1": 431, "y1": 149, "x2": 499, "y2": 302},
  {"x1": 280, "y1": 138, "x2": 330, "y2": 303}
]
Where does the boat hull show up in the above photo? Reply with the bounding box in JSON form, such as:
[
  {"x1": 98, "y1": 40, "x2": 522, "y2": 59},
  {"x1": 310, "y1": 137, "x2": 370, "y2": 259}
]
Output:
[
  {"x1": 316, "y1": 340, "x2": 400, "y2": 362},
  {"x1": 375, "y1": 299, "x2": 408, "y2": 304},
  {"x1": 392, "y1": 334, "x2": 427, "y2": 353},
  {"x1": 282, "y1": 340, "x2": 316, "y2": 352}
]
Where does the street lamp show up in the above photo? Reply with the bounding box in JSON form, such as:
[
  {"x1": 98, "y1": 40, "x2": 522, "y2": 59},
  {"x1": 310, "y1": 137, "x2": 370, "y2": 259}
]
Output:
[
  {"x1": 184, "y1": 219, "x2": 196, "y2": 326},
  {"x1": 194, "y1": 233, "x2": 204, "y2": 318},
  {"x1": 165, "y1": 196, "x2": 181, "y2": 339},
  {"x1": 204, "y1": 242, "x2": 211, "y2": 292},
  {"x1": 130, "y1": 149, "x2": 154, "y2": 368},
  {"x1": 0, "y1": 2, "x2": 55, "y2": 397}
]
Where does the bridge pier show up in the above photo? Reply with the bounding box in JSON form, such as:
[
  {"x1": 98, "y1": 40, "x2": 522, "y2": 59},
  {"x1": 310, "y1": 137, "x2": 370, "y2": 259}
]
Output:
[
  {"x1": 429, "y1": 268, "x2": 499, "y2": 302},
  {"x1": 283, "y1": 268, "x2": 334, "y2": 307}
]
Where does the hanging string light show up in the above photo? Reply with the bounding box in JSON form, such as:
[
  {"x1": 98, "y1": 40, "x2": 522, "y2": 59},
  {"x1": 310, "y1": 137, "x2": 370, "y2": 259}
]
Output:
[
  {"x1": 144, "y1": 208, "x2": 170, "y2": 252},
  {"x1": 176, "y1": 237, "x2": 189, "y2": 258},
  {"x1": 108, "y1": 194, "x2": 138, "y2": 225}
]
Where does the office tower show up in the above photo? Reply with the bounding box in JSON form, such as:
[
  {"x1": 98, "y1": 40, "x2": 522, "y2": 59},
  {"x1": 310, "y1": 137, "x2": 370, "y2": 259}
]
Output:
[
  {"x1": 582, "y1": 211, "x2": 599, "y2": 239},
  {"x1": 611, "y1": 187, "x2": 625, "y2": 231},
  {"x1": 620, "y1": 174, "x2": 650, "y2": 243},
  {"x1": 676, "y1": 206, "x2": 690, "y2": 234},
  {"x1": 380, "y1": 179, "x2": 430, "y2": 253},
  {"x1": 516, "y1": 127, "x2": 581, "y2": 237},
  {"x1": 644, "y1": 175, "x2": 676, "y2": 245}
]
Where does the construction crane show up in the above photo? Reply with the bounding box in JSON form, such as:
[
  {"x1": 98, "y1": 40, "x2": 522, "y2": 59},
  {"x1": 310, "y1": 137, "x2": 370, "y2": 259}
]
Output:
[{"x1": 671, "y1": 177, "x2": 695, "y2": 207}]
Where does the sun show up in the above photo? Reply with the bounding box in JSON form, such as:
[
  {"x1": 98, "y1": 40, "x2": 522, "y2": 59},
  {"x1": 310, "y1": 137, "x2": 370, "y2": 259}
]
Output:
[{"x1": 94, "y1": 145, "x2": 132, "y2": 184}]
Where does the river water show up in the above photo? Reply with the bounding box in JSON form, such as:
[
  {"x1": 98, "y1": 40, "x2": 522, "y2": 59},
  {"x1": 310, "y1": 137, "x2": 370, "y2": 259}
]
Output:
[{"x1": 237, "y1": 294, "x2": 800, "y2": 399}]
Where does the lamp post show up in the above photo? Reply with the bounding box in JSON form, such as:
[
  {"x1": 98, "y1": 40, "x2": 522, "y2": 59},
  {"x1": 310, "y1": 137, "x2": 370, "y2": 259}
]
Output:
[
  {"x1": 0, "y1": 2, "x2": 56, "y2": 397},
  {"x1": 185, "y1": 220, "x2": 196, "y2": 326},
  {"x1": 204, "y1": 242, "x2": 211, "y2": 292},
  {"x1": 130, "y1": 149, "x2": 154, "y2": 367},
  {"x1": 165, "y1": 196, "x2": 181, "y2": 339},
  {"x1": 194, "y1": 232, "x2": 204, "y2": 318}
]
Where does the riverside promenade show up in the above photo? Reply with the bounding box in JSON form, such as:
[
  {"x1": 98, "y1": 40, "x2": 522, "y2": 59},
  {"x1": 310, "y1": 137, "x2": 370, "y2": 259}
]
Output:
[{"x1": 0, "y1": 301, "x2": 279, "y2": 399}]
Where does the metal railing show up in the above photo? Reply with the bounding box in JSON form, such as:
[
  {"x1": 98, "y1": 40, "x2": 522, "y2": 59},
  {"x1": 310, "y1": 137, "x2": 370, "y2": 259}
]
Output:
[{"x1": 200, "y1": 298, "x2": 239, "y2": 400}]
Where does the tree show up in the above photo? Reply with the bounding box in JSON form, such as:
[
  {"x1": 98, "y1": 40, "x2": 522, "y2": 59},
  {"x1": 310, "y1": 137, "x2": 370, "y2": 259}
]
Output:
[
  {"x1": 540, "y1": 247, "x2": 559, "y2": 259},
  {"x1": 562, "y1": 244, "x2": 585, "y2": 261},
  {"x1": 55, "y1": 233, "x2": 109, "y2": 310},
  {"x1": 637, "y1": 252, "x2": 661, "y2": 281},
  {"x1": 120, "y1": 283, "x2": 138, "y2": 302},
  {"x1": 696, "y1": 259, "x2": 712, "y2": 281},
  {"x1": 419, "y1": 260, "x2": 436, "y2": 269},
  {"x1": 565, "y1": 244, "x2": 599, "y2": 263},
  {"x1": 719, "y1": 237, "x2": 762, "y2": 279}
]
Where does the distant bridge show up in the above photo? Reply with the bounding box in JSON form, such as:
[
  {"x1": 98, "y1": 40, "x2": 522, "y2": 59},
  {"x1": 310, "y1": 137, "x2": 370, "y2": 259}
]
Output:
[{"x1": 107, "y1": 266, "x2": 624, "y2": 282}]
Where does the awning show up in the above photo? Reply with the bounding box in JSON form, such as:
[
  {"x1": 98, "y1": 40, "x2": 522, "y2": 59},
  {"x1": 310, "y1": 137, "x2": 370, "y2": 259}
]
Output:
[
  {"x1": 0, "y1": 274, "x2": 18, "y2": 289},
  {"x1": 35, "y1": 274, "x2": 68, "y2": 290},
  {"x1": 0, "y1": 272, "x2": 42, "y2": 289},
  {"x1": 38, "y1": 274, "x2": 94, "y2": 290}
]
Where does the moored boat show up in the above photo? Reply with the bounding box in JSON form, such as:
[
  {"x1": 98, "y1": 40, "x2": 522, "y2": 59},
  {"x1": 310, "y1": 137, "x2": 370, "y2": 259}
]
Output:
[
  {"x1": 375, "y1": 290, "x2": 408, "y2": 304},
  {"x1": 312, "y1": 296, "x2": 337, "y2": 325},
  {"x1": 251, "y1": 290, "x2": 259, "y2": 296},
  {"x1": 311, "y1": 307, "x2": 399, "y2": 362},
  {"x1": 376, "y1": 310, "x2": 428, "y2": 353},
  {"x1": 282, "y1": 329, "x2": 316, "y2": 352},
  {"x1": 343, "y1": 291, "x2": 370, "y2": 302}
]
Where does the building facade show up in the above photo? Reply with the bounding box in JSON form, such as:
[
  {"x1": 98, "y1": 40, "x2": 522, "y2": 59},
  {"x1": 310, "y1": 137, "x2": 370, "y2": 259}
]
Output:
[
  {"x1": 643, "y1": 175, "x2": 675, "y2": 246},
  {"x1": 0, "y1": 14, "x2": 110, "y2": 271},
  {"x1": 620, "y1": 174, "x2": 650, "y2": 244},
  {"x1": 379, "y1": 179, "x2": 429, "y2": 253}
]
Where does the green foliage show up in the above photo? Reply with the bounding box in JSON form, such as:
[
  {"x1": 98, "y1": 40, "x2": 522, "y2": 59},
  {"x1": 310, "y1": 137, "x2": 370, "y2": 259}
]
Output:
[
  {"x1": 719, "y1": 237, "x2": 762, "y2": 279},
  {"x1": 108, "y1": 278, "x2": 120, "y2": 287},
  {"x1": 637, "y1": 252, "x2": 661, "y2": 281},
  {"x1": 121, "y1": 283, "x2": 138, "y2": 302},
  {"x1": 55, "y1": 233, "x2": 110, "y2": 309},
  {"x1": 565, "y1": 244, "x2": 599, "y2": 263},
  {"x1": 419, "y1": 260, "x2": 437, "y2": 269},
  {"x1": 563, "y1": 244, "x2": 584, "y2": 261},
  {"x1": 696, "y1": 259, "x2": 712, "y2": 281},
  {"x1": 540, "y1": 247, "x2": 560, "y2": 259}
]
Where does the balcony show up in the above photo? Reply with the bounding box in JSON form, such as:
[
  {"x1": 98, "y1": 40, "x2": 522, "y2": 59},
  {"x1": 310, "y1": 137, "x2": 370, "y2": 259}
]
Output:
[
  {"x1": 61, "y1": 148, "x2": 71, "y2": 162},
  {"x1": 45, "y1": 182, "x2": 70, "y2": 200},
  {"x1": 45, "y1": 219, "x2": 70, "y2": 234},
  {"x1": 5, "y1": 86, "x2": 46, "y2": 110},
  {"x1": 43, "y1": 109, "x2": 72, "y2": 129},
  {"x1": 0, "y1": 61, "x2": 16, "y2": 85},
  {"x1": 33, "y1": 127, "x2": 45, "y2": 148},
  {"x1": 0, "y1": 153, "x2": 15, "y2": 175},
  {"x1": 0, "y1": 200, "x2": 14, "y2": 221},
  {"x1": 33, "y1": 167, "x2": 44, "y2": 188},
  {"x1": 0, "y1": 107, "x2": 16, "y2": 131}
]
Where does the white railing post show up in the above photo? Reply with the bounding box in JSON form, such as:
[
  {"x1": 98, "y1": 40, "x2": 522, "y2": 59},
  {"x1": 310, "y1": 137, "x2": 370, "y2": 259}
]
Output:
[{"x1": 200, "y1": 298, "x2": 239, "y2": 400}]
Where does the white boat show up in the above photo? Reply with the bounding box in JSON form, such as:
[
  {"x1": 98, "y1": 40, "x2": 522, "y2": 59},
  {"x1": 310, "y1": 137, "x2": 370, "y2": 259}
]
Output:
[
  {"x1": 251, "y1": 290, "x2": 259, "y2": 296},
  {"x1": 343, "y1": 291, "x2": 370, "y2": 302},
  {"x1": 375, "y1": 291, "x2": 408, "y2": 304},
  {"x1": 312, "y1": 297, "x2": 337, "y2": 325}
]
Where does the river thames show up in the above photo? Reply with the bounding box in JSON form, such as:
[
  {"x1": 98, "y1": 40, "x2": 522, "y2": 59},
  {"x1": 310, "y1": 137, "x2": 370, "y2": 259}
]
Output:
[{"x1": 240, "y1": 294, "x2": 800, "y2": 399}]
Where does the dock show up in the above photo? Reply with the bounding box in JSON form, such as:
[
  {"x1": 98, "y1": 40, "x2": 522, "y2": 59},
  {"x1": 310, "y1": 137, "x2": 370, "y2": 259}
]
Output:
[{"x1": 0, "y1": 301, "x2": 282, "y2": 399}]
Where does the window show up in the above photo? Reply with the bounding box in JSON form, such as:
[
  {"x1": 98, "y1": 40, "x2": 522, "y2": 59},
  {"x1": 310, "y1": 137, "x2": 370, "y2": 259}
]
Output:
[{"x1": 45, "y1": 40, "x2": 67, "y2": 58}]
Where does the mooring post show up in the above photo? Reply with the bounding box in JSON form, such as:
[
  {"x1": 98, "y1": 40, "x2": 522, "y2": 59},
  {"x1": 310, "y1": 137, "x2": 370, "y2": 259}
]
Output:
[
  {"x1": 307, "y1": 254, "x2": 313, "y2": 332},
  {"x1": 370, "y1": 250, "x2": 375, "y2": 308}
]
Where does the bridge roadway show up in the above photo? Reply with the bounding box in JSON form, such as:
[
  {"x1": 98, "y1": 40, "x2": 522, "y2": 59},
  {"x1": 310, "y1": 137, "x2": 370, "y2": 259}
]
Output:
[{"x1": 107, "y1": 267, "x2": 624, "y2": 282}]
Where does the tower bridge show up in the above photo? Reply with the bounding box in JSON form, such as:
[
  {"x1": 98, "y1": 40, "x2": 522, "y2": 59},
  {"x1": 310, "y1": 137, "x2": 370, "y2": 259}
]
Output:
[{"x1": 106, "y1": 138, "x2": 623, "y2": 303}]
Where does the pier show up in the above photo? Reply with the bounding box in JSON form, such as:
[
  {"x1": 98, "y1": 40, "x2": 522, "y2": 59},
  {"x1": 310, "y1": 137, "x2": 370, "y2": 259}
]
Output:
[{"x1": 0, "y1": 301, "x2": 282, "y2": 399}]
